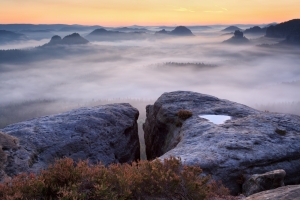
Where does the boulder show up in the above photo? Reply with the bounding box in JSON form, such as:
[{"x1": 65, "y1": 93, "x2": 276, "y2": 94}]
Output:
[
  {"x1": 243, "y1": 169, "x2": 286, "y2": 196},
  {"x1": 245, "y1": 185, "x2": 300, "y2": 200},
  {"x1": 143, "y1": 91, "x2": 300, "y2": 194},
  {"x1": 0, "y1": 103, "x2": 140, "y2": 181}
]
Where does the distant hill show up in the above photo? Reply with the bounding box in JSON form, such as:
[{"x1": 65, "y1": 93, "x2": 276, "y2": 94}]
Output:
[
  {"x1": 266, "y1": 19, "x2": 300, "y2": 38},
  {"x1": 113, "y1": 27, "x2": 149, "y2": 32},
  {"x1": 61, "y1": 33, "x2": 89, "y2": 44},
  {"x1": 155, "y1": 26, "x2": 194, "y2": 37},
  {"x1": 18, "y1": 29, "x2": 55, "y2": 40},
  {"x1": 158, "y1": 26, "x2": 175, "y2": 30},
  {"x1": 0, "y1": 24, "x2": 67, "y2": 32},
  {"x1": 186, "y1": 26, "x2": 211, "y2": 30},
  {"x1": 223, "y1": 30, "x2": 250, "y2": 44},
  {"x1": 59, "y1": 25, "x2": 102, "y2": 32},
  {"x1": 243, "y1": 26, "x2": 267, "y2": 35},
  {"x1": 48, "y1": 35, "x2": 62, "y2": 45},
  {"x1": 0, "y1": 34, "x2": 90, "y2": 64},
  {"x1": 263, "y1": 23, "x2": 278, "y2": 28},
  {"x1": 86, "y1": 28, "x2": 148, "y2": 41},
  {"x1": 0, "y1": 30, "x2": 28, "y2": 44},
  {"x1": 44, "y1": 33, "x2": 89, "y2": 46},
  {"x1": 0, "y1": 24, "x2": 103, "y2": 32},
  {"x1": 170, "y1": 26, "x2": 194, "y2": 36},
  {"x1": 20, "y1": 29, "x2": 53, "y2": 33},
  {"x1": 0, "y1": 36, "x2": 90, "y2": 64},
  {"x1": 88, "y1": 28, "x2": 111, "y2": 35},
  {"x1": 221, "y1": 26, "x2": 243, "y2": 32},
  {"x1": 282, "y1": 26, "x2": 300, "y2": 45},
  {"x1": 155, "y1": 29, "x2": 170, "y2": 35}
]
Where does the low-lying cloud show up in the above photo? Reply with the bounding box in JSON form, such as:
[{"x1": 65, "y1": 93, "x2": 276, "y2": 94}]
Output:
[
  {"x1": 0, "y1": 39, "x2": 49, "y2": 50},
  {"x1": 1, "y1": 28, "x2": 300, "y2": 127}
]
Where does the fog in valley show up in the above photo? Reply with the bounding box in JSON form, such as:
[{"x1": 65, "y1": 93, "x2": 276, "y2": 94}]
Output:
[{"x1": 1, "y1": 25, "x2": 300, "y2": 158}]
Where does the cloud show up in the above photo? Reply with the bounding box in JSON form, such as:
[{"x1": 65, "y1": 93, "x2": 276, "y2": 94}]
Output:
[
  {"x1": 1, "y1": 28, "x2": 300, "y2": 120},
  {"x1": 0, "y1": 39, "x2": 49, "y2": 50},
  {"x1": 174, "y1": 7, "x2": 195, "y2": 13},
  {"x1": 221, "y1": 7, "x2": 228, "y2": 11},
  {"x1": 204, "y1": 10, "x2": 223, "y2": 13},
  {"x1": 204, "y1": 6, "x2": 228, "y2": 13}
]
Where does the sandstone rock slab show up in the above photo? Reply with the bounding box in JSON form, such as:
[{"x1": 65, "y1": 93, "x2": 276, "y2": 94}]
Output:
[
  {"x1": 245, "y1": 185, "x2": 300, "y2": 200},
  {"x1": 243, "y1": 169, "x2": 286, "y2": 196},
  {"x1": 0, "y1": 132, "x2": 19, "y2": 181},
  {"x1": 143, "y1": 91, "x2": 300, "y2": 194},
  {"x1": 0, "y1": 103, "x2": 140, "y2": 181}
]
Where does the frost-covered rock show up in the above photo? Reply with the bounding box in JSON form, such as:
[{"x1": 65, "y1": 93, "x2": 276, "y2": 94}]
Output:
[
  {"x1": 0, "y1": 103, "x2": 140, "y2": 181},
  {"x1": 143, "y1": 91, "x2": 300, "y2": 194}
]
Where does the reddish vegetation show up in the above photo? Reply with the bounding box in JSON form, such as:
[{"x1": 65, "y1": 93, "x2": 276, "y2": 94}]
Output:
[
  {"x1": 177, "y1": 109, "x2": 193, "y2": 120},
  {"x1": 0, "y1": 157, "x2": 236, "y2": 200}
]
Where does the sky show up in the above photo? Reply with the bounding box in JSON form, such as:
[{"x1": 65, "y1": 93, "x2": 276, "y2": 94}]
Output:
[{"x1": 0, "y1": 0, "x2": 299, "y2": 26}]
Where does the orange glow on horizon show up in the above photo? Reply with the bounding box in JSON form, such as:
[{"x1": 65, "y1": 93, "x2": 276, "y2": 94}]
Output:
[{"x1": 0, "y1": 0, "x2": 299, "y2": 26}]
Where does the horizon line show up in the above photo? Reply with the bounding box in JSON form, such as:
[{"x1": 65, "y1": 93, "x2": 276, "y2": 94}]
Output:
[{"x1": 0, "y1": 22, "x2": 280, "y2": 27}]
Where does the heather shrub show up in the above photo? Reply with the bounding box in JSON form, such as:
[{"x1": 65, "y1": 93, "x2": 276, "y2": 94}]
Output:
[{"x1": 0, "y1": 157, "x2": 234, "y2": 200}]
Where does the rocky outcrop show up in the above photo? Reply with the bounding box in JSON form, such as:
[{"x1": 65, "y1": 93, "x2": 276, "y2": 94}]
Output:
[
  {"x1": 44, "y1": 33, "x2": 89, "y2": 46},
  {"x1": 223, "y1": 30, "x2": 250, "y2": 44},
  {"x1": 245, "y1": 185, "x2": 300, "y2": 200},
  {"x1": 155, "y1": 26, "x2": 194, "y2": 37},
  {"x1": 0, "y1": 103, "x2": 140, "y2": 182},
  {"x1": 61, "y1": 33, "x2": 89, "y2": 45},
  {"x1": 143, "y1": 91, "x2": 300, "y2": 194},
  {"x1": 243, "y1": 169, "x2": 286, "y2": 196},
  {"x1": 48, "y1": 35, "x2": 62, "y2": 45},
  {"x1": 170, "y1": 26, "x2": 194, "y2": 36}
]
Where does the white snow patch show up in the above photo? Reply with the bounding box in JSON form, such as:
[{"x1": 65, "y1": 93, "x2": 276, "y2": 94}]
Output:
[{"x1": 199, "y1": 115, "x2": 231, "y2": 124}]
